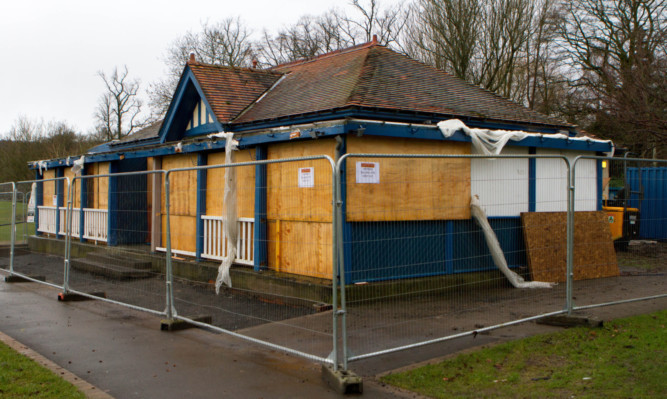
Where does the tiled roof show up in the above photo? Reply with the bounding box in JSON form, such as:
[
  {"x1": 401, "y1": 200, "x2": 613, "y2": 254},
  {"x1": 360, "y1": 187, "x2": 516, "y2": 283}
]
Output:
[
  {"x1": 114, "y1": 120, "x2": 163, "y2": 144},
  {"x1": 232, "y1": 44, "x2": 571, "y2": 129},
  {"x1": 188, "y1": 63, "x2": 282, "y2": 123}
]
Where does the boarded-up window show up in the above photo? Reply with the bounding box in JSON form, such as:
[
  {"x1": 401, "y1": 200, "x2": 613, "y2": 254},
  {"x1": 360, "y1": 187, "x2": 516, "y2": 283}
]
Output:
[
  {"x1": 266, "y1": 139, "x2": 336, "y2": 279},
  {"x1": 161, "y1": 154, "x2": 198, "y2": 253},
  {"x1": 206, "y1": 149, "x2": 256, "y2": 218},
  {"x1": 345, "y1": 136, "x2": 471, "y2": 221}
]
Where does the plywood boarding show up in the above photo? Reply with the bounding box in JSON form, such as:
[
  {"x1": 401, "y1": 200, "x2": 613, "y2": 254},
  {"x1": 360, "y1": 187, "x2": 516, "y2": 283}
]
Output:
[
  {"x1": 161, "y1": 154, "x2": 197, "y2": 216},
  {"x1": 41, "y1": 170, "x2": 56, "y2": 206},
  {"x1": 86, "y1": 162, "x2": 109, "y2": 209},
  {"x1": 161, "y1": 214, "x2": 197, "y2": 253},
  {"x1": 521, "y1": 211, "x2": 618, "y2": 283},
  {"x1": 346, "y1": 136, "x2": 471, "y2": 221},
  {"x1": 206, "y1": 149, "x2": 256, "y2": 218},
  {"x1": 267, "y1": 220, "x2": 332, "y2": 279},
  {"x1": 160, "y1": 154, "x2": 198, "y2": 252},
  {"x1": 267, "y1": 139, "x2": 335, "y2": 222}
]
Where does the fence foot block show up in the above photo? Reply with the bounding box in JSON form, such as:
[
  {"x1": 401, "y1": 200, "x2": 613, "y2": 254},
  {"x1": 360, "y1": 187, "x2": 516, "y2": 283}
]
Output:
[
  {"x1": 321, "y1": 364, "x2": 363, "y2": 394},
  {"x1": 537, "y1": 314, "x2": 603, "y2": 328},
  {"x1": 160, "y1": 315, "x2": 212, "y2": 332},
  {"x1": 4, "y1": 275, "x2": 46, "y2": 283},
  {"x1": 57, "y1": 292, "x2": 106, "y2": 302}
]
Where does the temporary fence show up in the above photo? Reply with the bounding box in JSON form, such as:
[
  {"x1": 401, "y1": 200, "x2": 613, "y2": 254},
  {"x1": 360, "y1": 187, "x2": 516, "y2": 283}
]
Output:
[
  {"x1": 3, "y1": 177, "x2": 70, "y2": 289},
  {"x1": 336, "y1": 153, "x2": 578, "y2": 366},
  {"x1": 1, "y1": 153, "x2": 665, "y2": 373},
  {"x1": 61, "y1": 170, "x2": 167, "y2": 315},
  {"x1": 160, "y1": 154, "x2": 339, "y2": 365},
  {"x1": 570, "y1": 156, "x2": 667, "y2": 313}
]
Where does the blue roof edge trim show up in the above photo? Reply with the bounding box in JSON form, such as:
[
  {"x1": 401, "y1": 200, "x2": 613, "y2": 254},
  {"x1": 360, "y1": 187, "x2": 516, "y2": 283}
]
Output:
[{"x1": 28, "y1": 120, "x2": 609, "y2": 170}]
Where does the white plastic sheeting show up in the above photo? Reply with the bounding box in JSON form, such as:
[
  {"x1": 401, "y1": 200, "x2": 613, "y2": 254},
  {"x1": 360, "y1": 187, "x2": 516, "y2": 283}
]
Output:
[
  {"x1": 438, "y1": 119, "x2": 614, "y2": 156},
  {"x1": 215, "y1": 132, "x2": 240, "y2": 294},
  {"x1": 438, "y1": 119, "x2": 528, "y2": 155},
  {"x1": 35, "y1": 160, "x2": 48, "y2": 174},
  {"x1": 71, "y1": 156, "x2": 85, "y2": 175},
  {"x1": 470, "y1": 196, "x2": 554, "y2": 289}
]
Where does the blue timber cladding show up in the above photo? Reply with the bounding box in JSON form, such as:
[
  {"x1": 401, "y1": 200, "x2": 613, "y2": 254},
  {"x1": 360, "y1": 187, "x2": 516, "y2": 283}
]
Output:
[
  {"x1": 346, "y1": 218, "x2": 526, "y2": 283},
  {"x1": 253, "y1": 145, "x2": 268, "y2": 271},
  {"x1": 528, "y1": 147, "x2": 537, "y2": 212},
  {"x1": 79, "y1": 169, "x2": 87, "y2": 242},
  {"x1": 627, "y1": 167, "x2": 667, "y2": 240},
  {"x1": 55, "y1": 168, "x2": 64, "y2": 239}
]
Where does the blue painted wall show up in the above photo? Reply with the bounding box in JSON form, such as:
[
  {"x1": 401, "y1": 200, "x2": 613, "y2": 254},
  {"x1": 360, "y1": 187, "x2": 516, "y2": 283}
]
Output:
[
  {"x1": 627, "y1": 167, "x2": 667, "y2": 240},
  {"x1": 108, "y1": 158, "x2": 149, "y2": 245},
  {"x1": 346, "y1": 217, "x2": 526, "y2": 283}
]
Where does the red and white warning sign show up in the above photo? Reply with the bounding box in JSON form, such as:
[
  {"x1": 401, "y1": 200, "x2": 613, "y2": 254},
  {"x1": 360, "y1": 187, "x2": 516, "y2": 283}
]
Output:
[
  {"x1": 298, "y1": 167, "x2": 315, "y2": 188},
  {"x1": 356, "y1": 161, "x2": 380, "y2": 184}
]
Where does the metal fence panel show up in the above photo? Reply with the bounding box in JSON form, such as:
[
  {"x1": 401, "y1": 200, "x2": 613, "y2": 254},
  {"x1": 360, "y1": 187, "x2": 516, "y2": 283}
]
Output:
[
  {"x1": 1, "y1": 178, "x2": 70, "y2": 288},
  {"x1": 63, "y1": 170, "x2": 167, "y2": 315},
  {"x1": 164, "y1": 155, "x2": 337, "y2": 365},
  {"x1": 571, "y1": 157, "x2": 667, "y2": 312},
  {"x1": 337, "y1": 153, "x2": 571, "y2": 363}
]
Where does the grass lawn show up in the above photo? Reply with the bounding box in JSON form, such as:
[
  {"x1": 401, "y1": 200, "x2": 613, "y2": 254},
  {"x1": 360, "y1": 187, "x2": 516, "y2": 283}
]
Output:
[
  {"x1": 0, "y1": 201, "x2": 34, "y2": 242},
  {"x1": 382, "y1": 310, "x2": 667, "y2": 398},
  {"x1": 0, "y1": 341, "x2": 86, "y2": 398}
]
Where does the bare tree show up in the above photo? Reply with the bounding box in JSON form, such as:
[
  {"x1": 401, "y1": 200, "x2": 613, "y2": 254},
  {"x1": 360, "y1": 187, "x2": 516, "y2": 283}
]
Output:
[
  {"x1": 257, "y1": 1, "x2": 410, "y2": 66},
  {"x1": 95, "y1": 66, "x2": 145, "y2": 141},
  {"x1": 410, "y1": 0, "x2": 535, "y2": 100},
  {"x1": 558, "y1": 0, "x2": 667, "y2": 157},
  {"x1": 0, "y1": 117, "x2": 100, "y2": 182},
  {"x1": 149, "y1": 17, "x2": 255, "y2": 115}
]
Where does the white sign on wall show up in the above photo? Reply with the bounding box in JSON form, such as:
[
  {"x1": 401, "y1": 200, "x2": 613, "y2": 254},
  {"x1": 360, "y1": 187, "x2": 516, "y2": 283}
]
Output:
[
  {"x1": 52, "y1": 195, "x2": 58, "y2": 206},
  {"x1": 356, "y1": 162, "x2": 380, "y2": 184},
  {"x1": 298, "y1": 167, "x2": 315, "y2": 188}
]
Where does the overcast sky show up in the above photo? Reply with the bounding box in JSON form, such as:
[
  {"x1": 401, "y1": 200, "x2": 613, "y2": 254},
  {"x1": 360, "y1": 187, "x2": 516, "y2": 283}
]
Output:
[{"x1": 0, "y1": 0, "x2": 388, "y2": 137}]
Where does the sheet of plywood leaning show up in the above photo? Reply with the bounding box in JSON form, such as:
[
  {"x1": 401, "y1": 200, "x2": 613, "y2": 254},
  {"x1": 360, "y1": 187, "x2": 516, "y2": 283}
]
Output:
[
  {"x1": 266, "y1": 139, "x2": 335, "y2": 279},
  {"x1": 521, "y1": 211, "x2": 619, "y2": 282},
  {"x1": 345, "y1": 136, "x2": 471, "y2": 221},
  {"x1": 161, "y1": 154, "x2": 198, "y2": 254}
]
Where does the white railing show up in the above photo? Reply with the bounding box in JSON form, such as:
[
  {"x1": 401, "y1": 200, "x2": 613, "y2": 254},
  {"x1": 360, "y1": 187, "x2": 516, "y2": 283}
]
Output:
[
  {"x1": 37, "y1": 206, "x2": 58, "y2": 234},
  {"x1": 202, "y1": 216, "x2": 254, "y2": 266},
  {"x1": 82, "y1": 208, "x2": 108, "y2": 243},
  {"x1": 58, "y1": 207, "x2": 80, "y2": 237},
  {"x1": 36, "y1": 206, "x2": 107, "y2": 243}
]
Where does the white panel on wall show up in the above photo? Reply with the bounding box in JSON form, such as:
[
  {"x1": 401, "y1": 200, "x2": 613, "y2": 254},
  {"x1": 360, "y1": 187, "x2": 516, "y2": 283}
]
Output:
[
  {"x1": 186, "y1": 99, "x2": 212, "y2": 131},
  {"x1": 536, "y1": 149, "x2": 597, "y2": 212},
  {"x1": 471, "y1": 145, "x2": 529, "y2": 217}
]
